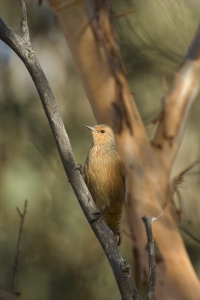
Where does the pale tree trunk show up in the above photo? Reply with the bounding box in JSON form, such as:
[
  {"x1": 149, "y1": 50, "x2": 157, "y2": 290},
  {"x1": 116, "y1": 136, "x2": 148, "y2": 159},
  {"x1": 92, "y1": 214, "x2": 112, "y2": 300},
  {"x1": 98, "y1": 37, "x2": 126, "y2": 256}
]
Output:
[{"x1": 48, "y1": 0, "x2": 200, "y2": 298}]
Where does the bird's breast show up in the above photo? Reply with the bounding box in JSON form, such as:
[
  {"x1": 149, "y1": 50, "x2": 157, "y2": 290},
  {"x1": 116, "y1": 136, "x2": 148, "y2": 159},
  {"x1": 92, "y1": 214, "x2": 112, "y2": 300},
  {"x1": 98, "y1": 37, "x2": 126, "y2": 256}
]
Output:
[{"x1": 84, "y1": 146, "x2": 125, "y2": 209}]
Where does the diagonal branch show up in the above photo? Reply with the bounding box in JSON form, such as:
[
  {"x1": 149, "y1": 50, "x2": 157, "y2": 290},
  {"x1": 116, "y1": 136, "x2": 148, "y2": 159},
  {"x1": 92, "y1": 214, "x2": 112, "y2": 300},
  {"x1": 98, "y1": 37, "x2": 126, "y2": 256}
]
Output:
[
  {"x1": 0, "y1": 1, "x2": 138, "y2": 299},
  {"x1": 153, "y1": 25, "x2": 200, "y2": 166}
]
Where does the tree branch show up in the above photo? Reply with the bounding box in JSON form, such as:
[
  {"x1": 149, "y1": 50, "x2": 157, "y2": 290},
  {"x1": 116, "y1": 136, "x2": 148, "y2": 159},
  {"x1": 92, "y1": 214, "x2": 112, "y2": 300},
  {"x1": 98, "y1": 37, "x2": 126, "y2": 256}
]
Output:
[
  {"x1": 179, "y1": 226, "x2": 200, "y2": 244},
  {"x1": 164, "y1": 160, "x2": 200, "y2": 209},
  {"x1": 153, "y1": 24, "x2": 200, "y2": 167},
  {"x1": 20, "y1": 0, "x2": 29, "y2": 38},
  {"x1": 12, "y1": 200, "x2": 28, "y2": 295},
  {"x1": 0, "y1": 201, "x2": 28, "y2": 300},
  {"x1": 0, "y1": 2, "x2": 138, "y2": 299},
  {"x1": 141, "y1": 214, "x2": 162, "y2": 300}
]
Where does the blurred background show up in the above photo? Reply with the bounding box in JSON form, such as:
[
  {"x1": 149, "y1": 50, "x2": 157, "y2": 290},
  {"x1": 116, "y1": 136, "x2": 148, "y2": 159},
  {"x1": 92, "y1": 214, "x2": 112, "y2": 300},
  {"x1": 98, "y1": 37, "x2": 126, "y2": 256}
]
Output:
[{"x1": 0, "y1": 0, "x2": 200, "y2": 299}]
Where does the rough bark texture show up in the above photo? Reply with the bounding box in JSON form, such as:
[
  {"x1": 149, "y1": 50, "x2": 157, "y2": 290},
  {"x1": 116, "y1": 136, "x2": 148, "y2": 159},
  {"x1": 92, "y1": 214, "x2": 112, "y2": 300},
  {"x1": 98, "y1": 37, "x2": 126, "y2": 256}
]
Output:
[{"x1": 48, "y1": 0, "x2": 200, "y2": 299}]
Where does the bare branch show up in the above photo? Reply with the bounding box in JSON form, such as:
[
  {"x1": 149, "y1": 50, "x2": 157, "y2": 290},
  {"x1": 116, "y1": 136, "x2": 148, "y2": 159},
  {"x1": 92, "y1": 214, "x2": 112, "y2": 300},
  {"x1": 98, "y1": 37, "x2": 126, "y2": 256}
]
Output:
[
  {"x1": 164, "y1": 160, "x2": 200, "y2": 209},
  {"x1": 20, "y1": 0, "x2": 29, "y2": 38},
  {"x1": 114, "y1": 10, "x2": 135, "y2": 19},
  {"x1": 12, "y1": 200, "x2": 28, "y2": 295},
  {"x1": 0, "y1": 2, "x2": 138, "y2": 299},
  {"x1": 141, "y1": 214, "x2": 162, "y2": 300},
  {"x1": 153, "y1": 24, "x2": 200, "y2": 164},
  {"x1": 175, "y1": 189, "x2": 190, "y2": 222},
  {"x1": 179, "y1": 227, "x2": 200, "y2": 244}
]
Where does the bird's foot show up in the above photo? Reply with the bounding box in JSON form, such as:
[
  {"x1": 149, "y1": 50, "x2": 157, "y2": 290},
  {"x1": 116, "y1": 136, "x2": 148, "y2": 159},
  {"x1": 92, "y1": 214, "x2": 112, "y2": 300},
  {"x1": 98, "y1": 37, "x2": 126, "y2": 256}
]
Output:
[
  {"x1": 116, "y1": 231, "x2": 122, "y2": 246},
  {"x1": 91, "y1": 208, "x2": 106, "y2": 222},
  {"x1": 75, "y1": 164, "x2": 84, "y2": 178}
]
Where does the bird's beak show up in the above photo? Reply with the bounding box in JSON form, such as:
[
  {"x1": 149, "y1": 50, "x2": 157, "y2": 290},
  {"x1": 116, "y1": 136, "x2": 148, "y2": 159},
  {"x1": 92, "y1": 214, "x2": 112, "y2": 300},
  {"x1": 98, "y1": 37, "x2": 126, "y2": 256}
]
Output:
[{"x1": 84, "y1": 125, "x2": 96, "y2": 132}]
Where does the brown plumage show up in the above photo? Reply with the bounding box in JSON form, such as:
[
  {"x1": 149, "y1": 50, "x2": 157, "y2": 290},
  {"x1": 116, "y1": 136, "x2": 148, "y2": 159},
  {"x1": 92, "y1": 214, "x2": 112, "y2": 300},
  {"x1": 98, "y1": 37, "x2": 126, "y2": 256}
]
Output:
[{"x1": 83, "y1": 124, "x2": 125, "y2": 245}]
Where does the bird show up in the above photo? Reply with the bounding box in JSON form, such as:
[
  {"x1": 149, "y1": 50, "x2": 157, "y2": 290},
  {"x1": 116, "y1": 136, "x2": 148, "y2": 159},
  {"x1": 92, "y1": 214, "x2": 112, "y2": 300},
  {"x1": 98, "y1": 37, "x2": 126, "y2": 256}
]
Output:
[{"x1": 83, "y1": 124, "x2": 125, "y2": 245}]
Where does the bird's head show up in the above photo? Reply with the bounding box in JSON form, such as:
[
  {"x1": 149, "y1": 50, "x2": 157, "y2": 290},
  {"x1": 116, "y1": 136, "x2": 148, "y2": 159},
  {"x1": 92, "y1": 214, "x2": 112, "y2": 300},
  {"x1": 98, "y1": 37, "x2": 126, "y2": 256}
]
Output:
[{"x1": 84, "y1": 124, "x2": 116, "y2": 147}]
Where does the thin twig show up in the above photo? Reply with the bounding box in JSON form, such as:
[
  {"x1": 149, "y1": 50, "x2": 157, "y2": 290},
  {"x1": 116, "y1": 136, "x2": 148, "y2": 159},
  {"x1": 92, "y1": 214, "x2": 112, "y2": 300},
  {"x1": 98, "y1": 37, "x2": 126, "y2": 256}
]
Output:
[
  {"x1": 141, "y1": 214, "x2": 163, "y2": 300},
  {"x1": 164, "y1": 160, "x2": 200, "y2": 209},
  {"x1": 114, "y1": 10, "x2": 135, "y2": 19},
  {"x1": 12, "y1": 200, "x2": 28, "y2": 295},
  {"x1": 20, "y1": 0, "x2": 29, "y2": 38},
  {"x1": 179, "y1": 227, "x2": 200, "y2": 244}
]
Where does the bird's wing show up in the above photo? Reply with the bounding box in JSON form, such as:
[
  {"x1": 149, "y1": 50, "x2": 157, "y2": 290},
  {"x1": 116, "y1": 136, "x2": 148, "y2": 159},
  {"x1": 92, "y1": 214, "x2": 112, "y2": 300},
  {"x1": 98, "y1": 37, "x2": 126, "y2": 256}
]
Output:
[{"x1": 83, "y1": 156, "x2": 90, "y2": 185}]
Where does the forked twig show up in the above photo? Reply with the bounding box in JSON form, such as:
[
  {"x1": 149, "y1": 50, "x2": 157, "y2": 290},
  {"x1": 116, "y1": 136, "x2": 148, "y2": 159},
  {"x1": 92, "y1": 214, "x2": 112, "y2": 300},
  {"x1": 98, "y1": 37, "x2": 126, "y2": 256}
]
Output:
[
  {"x1": 12, "y1": 200, "x2": 28, "y2": 295},
  {"x1": 164, "y1": 160, "x2": 200, "y2": 209}
]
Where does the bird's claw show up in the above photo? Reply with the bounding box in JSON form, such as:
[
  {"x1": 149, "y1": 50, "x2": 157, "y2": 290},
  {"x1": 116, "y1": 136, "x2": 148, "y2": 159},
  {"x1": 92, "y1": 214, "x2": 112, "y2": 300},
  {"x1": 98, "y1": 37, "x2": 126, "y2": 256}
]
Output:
[
  {"x1": 91, "y1": 208, "x2": 106, "y2": 222},
  {"x1": 116, "y1": 231, "x2": 122, "y2": 246},
  {"x1": 75, "y1": 164, "x2": 84, "y2": 177}
]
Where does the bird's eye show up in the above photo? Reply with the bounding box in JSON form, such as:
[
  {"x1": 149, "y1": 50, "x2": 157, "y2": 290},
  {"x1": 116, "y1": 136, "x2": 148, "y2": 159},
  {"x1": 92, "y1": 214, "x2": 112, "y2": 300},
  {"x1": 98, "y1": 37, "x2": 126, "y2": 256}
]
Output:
[{"x1": 101, "y1": 130, "x2": 105, "y2": 133}]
